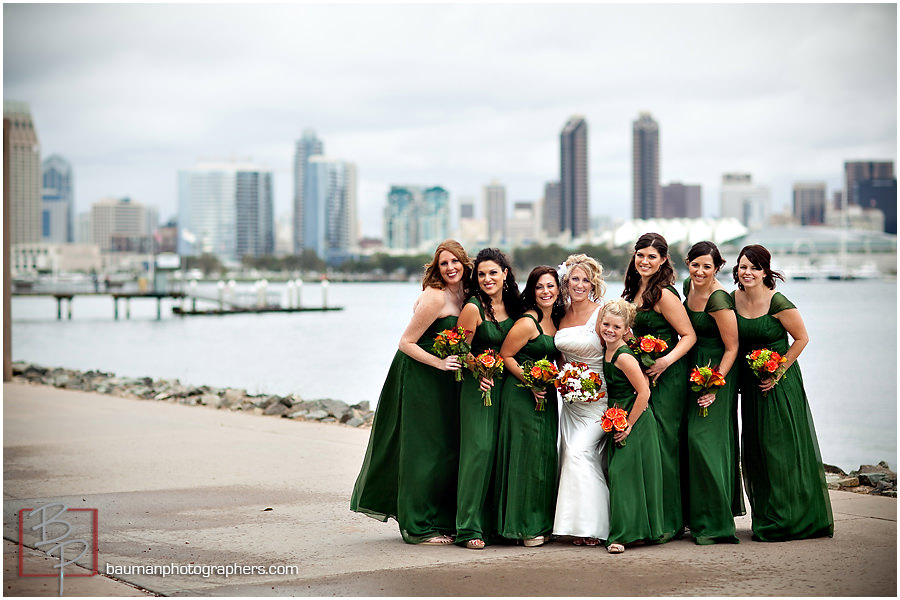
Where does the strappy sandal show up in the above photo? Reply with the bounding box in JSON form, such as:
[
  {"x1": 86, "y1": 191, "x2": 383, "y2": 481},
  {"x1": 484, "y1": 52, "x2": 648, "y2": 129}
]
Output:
[
  {"x1": 573, "y1": 537, "x2": 584, "y2": 546},
  {"x1": 422, "y1": 535, "x2": 453, "y2": 545},
  {"x1": 465, "y1": 539, "x2": 485, "y2": 550},
  {"x1": 584, "y1": 538, "x2": 600, "y2": 546},
  {"x1": 607, "y1": 543, "x2": 625, "y2": 554},
  {"x1": 523, "y1": 535, "x2": 546, "y2": 547}
]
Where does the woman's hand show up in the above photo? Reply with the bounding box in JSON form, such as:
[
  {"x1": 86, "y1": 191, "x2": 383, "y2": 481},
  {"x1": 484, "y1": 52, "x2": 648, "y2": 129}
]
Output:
[
  {"x1": 645, "y1": 355, "x2": 671, "y2": 384},
  {"x1": 613, "y1": 423, "x2": 633, "y2": 445},
  {"x1": 441, "y1": 355, "x2": 461, "y2": 372},
  {"x1": 531, "y1": 388, "x2": 546, "y2": 401},
  {"x1": 697, "y1": 392, "x2": 716, "y2": 408},
  {"x1": 479, "y1": 376, "x2": 494, "y2": 393}
]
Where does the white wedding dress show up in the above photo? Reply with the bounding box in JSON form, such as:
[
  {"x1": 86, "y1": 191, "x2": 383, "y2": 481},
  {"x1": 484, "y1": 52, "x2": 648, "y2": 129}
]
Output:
[{"x1": 552, "y1": 304, "x2": 611, "y2": 541}]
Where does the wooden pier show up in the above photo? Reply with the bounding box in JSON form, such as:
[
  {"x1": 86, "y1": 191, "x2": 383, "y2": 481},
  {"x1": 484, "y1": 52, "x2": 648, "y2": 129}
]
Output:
[
  {"x1": 172, "y1": 305, "x2": 343, "y2": 316},
  {"x1": 12, "y1": 291, "x2": 187, "y2": 320}
]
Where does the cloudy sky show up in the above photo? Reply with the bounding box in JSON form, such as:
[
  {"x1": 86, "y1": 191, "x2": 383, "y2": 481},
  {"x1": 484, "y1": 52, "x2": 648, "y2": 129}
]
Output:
[{"x1": 4, "y1": 2, "x2": 897, "y2": 237}]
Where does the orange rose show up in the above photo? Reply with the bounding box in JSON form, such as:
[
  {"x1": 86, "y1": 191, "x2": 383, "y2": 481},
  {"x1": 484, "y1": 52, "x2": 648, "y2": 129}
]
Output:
[
  {"x1": 600, "y1": 418, "x2": 613, "y2": 433},
  {"x1": 639, "y1": 337, "x2": 656, "y2": 353},
  {"x1": 480, "y1": 354, "x2": 497, "y2": 368},
  {"x1": 613, "y1": 416, "x2": 628, "y2": 430},
  {"x1": 654, "y1": 338, "x2": 668, "y2": 353},
  {"x1": 530, "y1": 365, "x2": 543, "y2": 379},
  {"x1": 750, "y1": 349, "x2": 762, "y2": 360},
  {"x1": 765, "y1": 359, "x2": 778, "y2": 373}
]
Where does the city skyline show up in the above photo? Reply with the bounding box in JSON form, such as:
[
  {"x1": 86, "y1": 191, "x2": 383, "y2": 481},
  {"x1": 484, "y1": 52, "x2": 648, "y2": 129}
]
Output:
[{"x1": 3, "y1": 3, "x2": 896, "y2": 238}]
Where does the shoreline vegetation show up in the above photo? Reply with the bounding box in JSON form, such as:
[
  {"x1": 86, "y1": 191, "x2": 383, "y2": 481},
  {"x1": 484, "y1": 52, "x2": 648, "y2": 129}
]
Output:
[{"x1": 8, "y1": 361, "x2": 897, "y2": 499}]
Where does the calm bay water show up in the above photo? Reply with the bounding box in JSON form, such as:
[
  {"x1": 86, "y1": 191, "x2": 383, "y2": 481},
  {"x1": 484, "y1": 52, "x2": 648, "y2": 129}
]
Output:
[{"x1": 11, "y1": 279, "x2": 897, "y2": 473}]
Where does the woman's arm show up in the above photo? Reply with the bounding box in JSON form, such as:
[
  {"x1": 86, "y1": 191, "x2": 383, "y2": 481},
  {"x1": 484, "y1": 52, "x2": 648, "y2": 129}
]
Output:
[
  {"x1": 398, "y1": 288, "x2": 460, "y2": 371},
  {"x1": 612, "y1": 352, "x2": 651, "y2": 445},
  {"x1": 696, "y1": 307, "x2": 739, "y2": 408},
  {"x1": 501, "y1": 315, "x2": 543, "y2": 399},
  {"x1": 645, "y1": 290, "x2": 697, "y2": 384},
  {"x1": 764, "y1": 307, "x2": 809, "y2": 392}
]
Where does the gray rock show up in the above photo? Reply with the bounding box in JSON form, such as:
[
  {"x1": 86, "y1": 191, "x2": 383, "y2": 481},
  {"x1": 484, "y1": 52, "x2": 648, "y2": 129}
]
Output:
[
  {"x1": 317, "y1": 398, "x2": 350, "y2": 418},
  {"x1": 351, "y1": 400, "x2": 370, "y2": 412},
  {"x1": 221, "y1": 389, "x2": 246, "y2": 408},
  {"x1": 263, "y1": 402, "x2": 289, "y2": 416},
  {"x1": 858, "y1": 472, "x2": 887, "y2": 486},
  {"x1": 823, "y1": 463, "x2": 847, "y2": 476},
  {"x1": 883, "y1": 490, "x2": 897, "y2": 498},
  {"x1": 198, "y1": 394, "x2": 221, "y2": 407},
  {"x1": 305, "y1": 410, "x2": 329, "y2": 420},
  {"x1": 345, "y1": 417, "x2": 365, "y2": 427},
  {"x1": 285, "y1": 409, "x2": 309, "y2": 419},
  {"x1": 837, "y1": 477, "x2": 860, "y2": 488},
  {"x1": 320, "y1": 416, "x2": 337, "y2": 423}
]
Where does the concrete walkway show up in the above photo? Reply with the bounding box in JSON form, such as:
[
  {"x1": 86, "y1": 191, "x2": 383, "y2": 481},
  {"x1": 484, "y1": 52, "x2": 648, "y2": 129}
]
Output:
[{"x1": 3, "y1": 382, "x2": 896, "y2": 597}]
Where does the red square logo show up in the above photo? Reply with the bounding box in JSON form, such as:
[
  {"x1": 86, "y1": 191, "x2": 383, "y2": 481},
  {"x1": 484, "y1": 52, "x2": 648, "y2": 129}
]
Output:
[{"x1": 18, "y1": 504, "x2": 98, "y2": 577}]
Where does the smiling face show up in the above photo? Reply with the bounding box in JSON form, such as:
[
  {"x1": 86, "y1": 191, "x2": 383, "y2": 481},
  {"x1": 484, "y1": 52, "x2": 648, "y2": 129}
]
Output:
[
  {"x1": 438, "y1": 250, "x2": 464, "y2": 286},
  {"x1": 633, "y1": 245, "x2": 667, "y2": 279},
  {"x1": 533, "y1": 273, "x2": 559, "y2": 311},
  {"x1": 688, "y1": 254, "x2": 718, "y2": 287},
  {"x1": 477, "y1": 259, "x2": 507, "y2": 297},
  {"x1": 736, "y1": 255, "x2": 764, "y2": 290},
  {"x1": 598, "y1": 312, "x2": 628, "y2": 345},
  {"x1": 567, "y1": 266, "x2": 592, "y2": 303}
]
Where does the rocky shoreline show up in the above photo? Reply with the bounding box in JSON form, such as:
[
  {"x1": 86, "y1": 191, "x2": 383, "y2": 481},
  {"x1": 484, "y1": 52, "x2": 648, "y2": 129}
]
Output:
[
  {"x1": 8, "y1": 362, "x2": 897, "y2": 499},
  {"x1": 10, "y1": 362, "x2": 374, "y2": 428}
]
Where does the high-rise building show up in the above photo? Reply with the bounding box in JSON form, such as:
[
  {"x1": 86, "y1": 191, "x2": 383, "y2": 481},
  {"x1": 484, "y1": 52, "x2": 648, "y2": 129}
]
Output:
[
  {"x1": 459, "y1": 196, "x2": 475, "y2": 220},
  {"x1": 4, "y1": 101, "x2": 42, "y2": 245},
  {"x1": 542, "y1": 181, "x2": 561, "y2": 237},
  {"x1": 304, "y1": 156, "x2": 357, "y2": 264},
  {"x1": 844, "y1": 161, "x2": 893, "y2": 207},
  {"x1": 41, "y1": 154, "x2": 74, "y2": 243},
  {"x1": 508, "y1": 201, "x2": 538, "y2": 247},
  {"x1": 293, "y1": 129, "x2": 324, "y2": 254},
  {"x1": 483, "y1": 180, "x2": 507, "y2": 244},
  {"x1": 91, "y1": 197, "x2": 148, "y2": 252},
  {"x1": 792, "y1": 182, "x2": 827, "y2": 226},
  {"x1": 855, "y1": 178, "x2": 897, "y2": 234},
  {"x1": 661, "y1": 182, "x2": 701, "y2": 219},
  {"x1": 383, "y1": 184, "x2": 450, "y2": 251},
  {"x1": 178, "y1": 161, "x2": 274, "y2": 260},
  {"x1": 633, "y1": 112, "x2": 661, "y2": 220},
  {"x1": 560, "y1": 116, "x2": 589, "y2": 238},
  {"x1": 719, "y1": 173, "x2": 771, "y2": 229}
]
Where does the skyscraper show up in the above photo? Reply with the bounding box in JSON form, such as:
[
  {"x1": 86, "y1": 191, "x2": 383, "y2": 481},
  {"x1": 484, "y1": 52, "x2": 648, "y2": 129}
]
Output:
[
  {"x1": 855, "y1": 178, "x2": 897, "y2": 234},
  {"x1": 633, "y1": 112, "x2": 661, "y2": 220},
  {"x1": 560, "y1": 116, "x2": 589, "y2": 238},
  {"x1": 661, "y1": 182, "x2": 701, "y2": 218},
  {"x1": 91, "y1": 197, "x2": 148, "y2": 252},
  {"x1": 178, "y1": 161, "x2": 274, "y2": 260},
  {"x1": 41, "y1": 154, "x2": 74, "y2": 243},
  {"x1": 542, "y1": 181, "x2": 561, "y2": 237},
  {"x1": 792, "y1": 182, "x2": 826, "y2": 226},
  {"x1": 293, "y1": 129, "x2": 324, "y2": 254},
  {"x1": 383, "y1": 184, "x2": 450, "y2": 251},
  {"x1": 304, "y1": 156, "x2": 357, "y2": 264},
  {"x1": 844, "y1": 161, "x2": 893, "y2": 207},
  {"x1": 720, "y1": 173, "x2": 771, "y2": 229},
  {"x1": 421, "y1": 186, "x2": 450, "y2": 248},
  {"x1": 483, "y1": 180, "x2": 507, "y2": 244},
  {"x1": 3, "y1": 101, "x2": 41, "y2": 245}
]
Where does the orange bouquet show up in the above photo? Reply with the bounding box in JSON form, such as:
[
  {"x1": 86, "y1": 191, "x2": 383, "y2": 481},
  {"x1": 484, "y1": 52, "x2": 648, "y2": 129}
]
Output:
[
  {"x1": 746, "y1": 348, "x2": 787, "y2": 397},
  {"x1": 601, "y1": 405, "x2": 630, "y2": 447},
  {"x1": 473, "y1": 349, "x2": 504, "y2": 406},
  {"x1": 627, "y1": 334, "x2": 669, "y2": 386},
  {"x1": 516, "y1": 357, "x2": 559, "y2": 411},
  {"x1": 689, "y1": 362, "x2": 727, "y2": 417},
  {"x1": 431, "y1": 326, "x2": 472, "y2": 381}
]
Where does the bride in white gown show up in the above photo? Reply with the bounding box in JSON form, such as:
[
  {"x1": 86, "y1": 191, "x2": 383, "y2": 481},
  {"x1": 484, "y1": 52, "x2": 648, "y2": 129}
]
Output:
[{"x1": 553, "y1": 254, "x2": 611, "y2": 546}]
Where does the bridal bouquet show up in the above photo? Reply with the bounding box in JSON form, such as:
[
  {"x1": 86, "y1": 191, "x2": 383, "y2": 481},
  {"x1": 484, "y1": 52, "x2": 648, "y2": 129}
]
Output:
[
  {"x1": 746, "y1": 348, "x2": 787, "y2": 397},
  {"x1": 553, "y1": 362, "x2": 606, "y2": 404},
  {"x1": 627, "y1": 334, "x2": 669, "y2": 386},
  {"x1": 601, "y1": 405, "x2": 629, "y2": 447},
  {"x1": 431, "y1": 326, "x2": 472, "y2": 382},
  {"x1": 473, "y1": 349, "x2": 504, "y2": 406},
  {"x1": 689, "y1": 362, "x2": 727, "y2": 417},
  {"x1": 516, "y1": 357, "x2": 559, "y2": 412}
]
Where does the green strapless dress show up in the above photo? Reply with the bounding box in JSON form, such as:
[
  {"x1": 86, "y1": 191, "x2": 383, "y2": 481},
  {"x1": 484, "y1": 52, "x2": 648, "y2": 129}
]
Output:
[
  {"x1": 495, "y1": 314, "x2": 559, "y2": 541},
  {"x1": 604, "y1": 344, "x2": 666, "y2": 546},
  {"x1": 631, "y1": 285, "x2": 687, "y2": 541},
  {"x1": 683, "y1": 279, "x2": 744, "y2": 544},
  {"x1": 733, "y1": 291, "x2": 833, "y2": 542},
  {"x1": 456, "y1": 297, "x2": 513, "y2": 545},
  {"x1": 350, "y1": 315, "x2": 460, "y2": 543}
]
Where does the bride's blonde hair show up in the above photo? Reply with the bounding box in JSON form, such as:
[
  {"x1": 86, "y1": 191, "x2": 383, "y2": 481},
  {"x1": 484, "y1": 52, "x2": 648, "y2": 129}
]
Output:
[
  {"x1": 560, "y1": 254, "x2": 606, "y2": 304},
  {"x1": 600, "y1": 298, "x2": 637, "y2": 330}
]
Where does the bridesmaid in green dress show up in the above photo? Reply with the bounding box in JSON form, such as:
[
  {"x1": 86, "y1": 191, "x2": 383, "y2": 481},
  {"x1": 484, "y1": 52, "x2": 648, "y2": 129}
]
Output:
[
  {"x1": 732, "y1": 244, "x2": 833, "y2": 542},
  {"x1": 456, "y1": 248, "x2": 521, "y2": 549},
  {"x1": 496, "y1": 266, "x2": 565, "y2": 547},
  {"x1": 682, "y1": 241, "x2": 744, "y2": 544},
  {"x1": 599, "y1": 299, "x2": 666, "y2": 554},
  {"x1": 621, "y1": 233, "x2": 696, "y2": 541},
  {"x1": 351, "y1": 240, "x2": 472, "y2": 544}
]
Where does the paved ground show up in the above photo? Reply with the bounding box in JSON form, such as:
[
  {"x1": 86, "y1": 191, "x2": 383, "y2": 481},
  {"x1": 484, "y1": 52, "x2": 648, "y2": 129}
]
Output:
[{"x1": 3, "y1": 381, "x2": 897, "y2": 597}]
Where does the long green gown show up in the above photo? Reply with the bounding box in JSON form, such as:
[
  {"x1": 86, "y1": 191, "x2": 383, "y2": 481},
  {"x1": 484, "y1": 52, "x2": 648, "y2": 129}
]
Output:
[
  {"x1": 456, "y1": 297, "x2": 513, "y2": 545},
  {"x1": 683, "y1": 279, "x2": 744, "y2": 545},
  {"x1": 604, "y1": 344, "x2": 666, "y2": 546},
  {"x1": 733, "y1": 291, "x2": 833, "y2": 542},
  {"x1": 350, "y1": 315, "x2": 460, "y2": 543},
  {"x1": 631, "y1": 285, "x2": 687, "y2": 541},
  {"x1": 494, "y1": 314, "x2": 559, "y2": 541}
]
